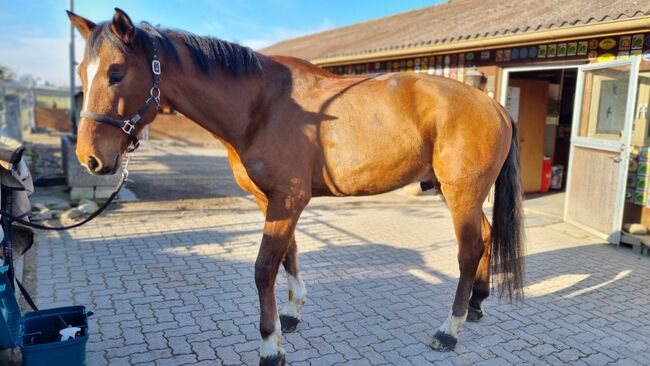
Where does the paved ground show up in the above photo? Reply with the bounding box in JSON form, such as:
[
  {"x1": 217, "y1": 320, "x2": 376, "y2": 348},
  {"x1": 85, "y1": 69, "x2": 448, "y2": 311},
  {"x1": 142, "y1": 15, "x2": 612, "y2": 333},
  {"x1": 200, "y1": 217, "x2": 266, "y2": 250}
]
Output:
[{"x1": 34, "y1": 141, "x2": 650, "y2": 365}]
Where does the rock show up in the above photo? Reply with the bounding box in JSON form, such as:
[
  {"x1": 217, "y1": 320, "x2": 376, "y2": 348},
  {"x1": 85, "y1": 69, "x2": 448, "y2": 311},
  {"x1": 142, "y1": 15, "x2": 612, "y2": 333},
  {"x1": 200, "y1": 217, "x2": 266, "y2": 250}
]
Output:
[
  {"x1": 78, "y1": 199, "x2": 96, "y2": 207},
  {"x1": 32, "y1": 208, "x2": 53, "y2": 221},
  {"x1": 61, "y1": 208, "x2": 84, "y2": 221},
  {"x1": 47, "y1": 202, "x2": 71, "y2": 211},
  {"x1": 623, "y1": 223, "x2": 648, "y2": 235},
  {"x1": 31, "y1": 203, "x2": 47, "y2": 212},
  {"x1": 77, "y1": 201, "x2": 99, "y2": 214}
]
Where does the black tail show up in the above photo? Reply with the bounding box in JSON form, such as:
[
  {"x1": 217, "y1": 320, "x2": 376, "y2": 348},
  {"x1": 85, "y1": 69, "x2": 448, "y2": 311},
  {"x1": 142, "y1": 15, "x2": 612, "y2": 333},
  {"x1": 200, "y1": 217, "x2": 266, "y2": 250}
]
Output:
[{"x1": 491, "y1": 120, "x2": 525, "y2": 302}]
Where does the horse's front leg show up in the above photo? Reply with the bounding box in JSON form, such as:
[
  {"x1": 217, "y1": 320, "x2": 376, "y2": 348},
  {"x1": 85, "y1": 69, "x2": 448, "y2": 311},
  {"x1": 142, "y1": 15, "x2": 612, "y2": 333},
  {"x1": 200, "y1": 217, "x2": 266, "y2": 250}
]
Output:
[
  {"x1": 279, "y1": 237, "x2": 307, "y2": 332},
  {"x1": 256, "y1": 192, "x2": 307, "y2": 366}
]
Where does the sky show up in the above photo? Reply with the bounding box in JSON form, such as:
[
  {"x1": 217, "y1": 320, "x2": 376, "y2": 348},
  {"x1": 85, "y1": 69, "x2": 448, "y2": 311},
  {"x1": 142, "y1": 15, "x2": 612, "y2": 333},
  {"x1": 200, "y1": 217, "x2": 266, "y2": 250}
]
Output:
[{"x1": 0, "y1": 0, "x2": 441, "y2": 86}]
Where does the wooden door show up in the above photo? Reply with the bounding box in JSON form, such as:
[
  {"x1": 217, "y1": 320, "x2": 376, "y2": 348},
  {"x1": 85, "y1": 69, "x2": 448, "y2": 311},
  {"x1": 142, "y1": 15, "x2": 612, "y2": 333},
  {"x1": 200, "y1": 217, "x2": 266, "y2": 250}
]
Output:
[
  {"x1": 509, "y1": 78, "x2": 549, "y2": 192},
  {"x1": 565, "y1": 58, "x2": 638, "y2": 243}
]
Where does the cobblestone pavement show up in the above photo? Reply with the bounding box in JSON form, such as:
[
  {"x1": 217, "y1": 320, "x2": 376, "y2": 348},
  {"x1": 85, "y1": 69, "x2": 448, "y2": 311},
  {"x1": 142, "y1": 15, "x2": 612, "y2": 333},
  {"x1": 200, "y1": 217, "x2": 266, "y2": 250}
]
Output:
[{"x1": 35, "y1": 141, "x2": 650, "y2": 365}]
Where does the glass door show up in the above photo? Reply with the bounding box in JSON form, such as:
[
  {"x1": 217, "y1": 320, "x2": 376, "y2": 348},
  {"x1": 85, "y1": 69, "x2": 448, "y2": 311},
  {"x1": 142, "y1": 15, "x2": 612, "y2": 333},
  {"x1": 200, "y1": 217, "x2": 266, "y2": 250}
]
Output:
[{"x1": 564, "y1": 57, "x2": 640, "y2": 243}]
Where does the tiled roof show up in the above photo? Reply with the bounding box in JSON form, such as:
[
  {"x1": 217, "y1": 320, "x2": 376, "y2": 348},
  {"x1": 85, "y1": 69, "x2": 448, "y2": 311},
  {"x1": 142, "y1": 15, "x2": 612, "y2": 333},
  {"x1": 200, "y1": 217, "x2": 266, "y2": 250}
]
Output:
[{"x1": 260, "y1": 0, "x2": 650, "y2": 61}]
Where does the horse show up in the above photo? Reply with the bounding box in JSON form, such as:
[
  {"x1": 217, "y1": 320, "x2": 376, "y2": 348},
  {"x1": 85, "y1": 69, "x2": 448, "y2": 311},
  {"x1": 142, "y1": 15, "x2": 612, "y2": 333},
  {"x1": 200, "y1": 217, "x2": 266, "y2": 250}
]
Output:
[{"x1": 68, "y1": 9, "x2": 524, "y2": 366}]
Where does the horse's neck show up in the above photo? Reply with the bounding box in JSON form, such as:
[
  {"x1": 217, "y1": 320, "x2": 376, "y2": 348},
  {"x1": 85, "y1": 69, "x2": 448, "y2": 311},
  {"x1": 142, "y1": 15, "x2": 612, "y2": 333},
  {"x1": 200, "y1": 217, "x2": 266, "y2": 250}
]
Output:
[{"x1": 163, "y1": 63, "x2": 265, "y2": 150}]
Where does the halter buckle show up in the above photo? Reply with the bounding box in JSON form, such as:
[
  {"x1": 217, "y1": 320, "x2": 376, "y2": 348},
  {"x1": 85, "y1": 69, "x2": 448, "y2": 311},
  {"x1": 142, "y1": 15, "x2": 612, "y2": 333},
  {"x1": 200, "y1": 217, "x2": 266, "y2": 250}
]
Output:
[
  {"x1": 121, "y1": 120, "x2": 136, "y2": 135},
  {"x1": 152, "y1": 60, "x2": 161, "y2": 75}
]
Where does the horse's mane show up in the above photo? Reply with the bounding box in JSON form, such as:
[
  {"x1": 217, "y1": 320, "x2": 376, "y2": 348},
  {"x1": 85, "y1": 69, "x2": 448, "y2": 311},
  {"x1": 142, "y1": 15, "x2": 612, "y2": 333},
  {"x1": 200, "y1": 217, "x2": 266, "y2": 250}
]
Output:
[{"x1": 86, "y1": 22, "x2": 263, "y2": 76}]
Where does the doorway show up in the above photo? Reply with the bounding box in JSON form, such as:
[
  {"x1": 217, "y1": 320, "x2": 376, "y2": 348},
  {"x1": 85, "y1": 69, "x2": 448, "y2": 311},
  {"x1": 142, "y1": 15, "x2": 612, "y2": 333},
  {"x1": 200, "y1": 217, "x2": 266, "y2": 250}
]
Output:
[{"x1": 501, "y1": 66, "x2": 579, "y2": 218}]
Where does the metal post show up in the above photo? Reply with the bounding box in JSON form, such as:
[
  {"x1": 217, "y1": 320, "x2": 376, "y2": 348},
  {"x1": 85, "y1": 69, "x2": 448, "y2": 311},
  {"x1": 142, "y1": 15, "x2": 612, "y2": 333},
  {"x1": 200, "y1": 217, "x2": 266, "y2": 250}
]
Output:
[
  {"x1": 27, "y1": 89, "x2": 35, "y2": 132},
  {"x1": 69, "y1": 0, "x2": 77, "y2": 135}
]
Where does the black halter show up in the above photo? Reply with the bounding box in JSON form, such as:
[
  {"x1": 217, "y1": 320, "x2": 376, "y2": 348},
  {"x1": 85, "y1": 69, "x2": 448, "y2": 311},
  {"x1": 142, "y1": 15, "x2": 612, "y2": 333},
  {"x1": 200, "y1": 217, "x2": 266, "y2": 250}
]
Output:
[{"x1": 79, "y1": 46, "x2": 162, "y2": 152}]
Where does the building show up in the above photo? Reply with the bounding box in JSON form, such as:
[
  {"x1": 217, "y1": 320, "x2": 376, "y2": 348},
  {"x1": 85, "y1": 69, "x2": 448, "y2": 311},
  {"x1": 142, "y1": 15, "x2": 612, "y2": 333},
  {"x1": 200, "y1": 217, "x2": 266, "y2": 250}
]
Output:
[{"x1": 262, "y1": 0, "x2": 650, "y2": 244}]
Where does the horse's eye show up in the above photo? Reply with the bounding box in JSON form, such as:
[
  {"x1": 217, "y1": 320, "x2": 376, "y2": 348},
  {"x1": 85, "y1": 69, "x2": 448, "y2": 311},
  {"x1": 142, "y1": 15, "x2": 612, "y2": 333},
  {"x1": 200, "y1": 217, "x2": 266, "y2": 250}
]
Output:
[{"x1": 109, "y1": 73, "x2": 124, "y2": 85}]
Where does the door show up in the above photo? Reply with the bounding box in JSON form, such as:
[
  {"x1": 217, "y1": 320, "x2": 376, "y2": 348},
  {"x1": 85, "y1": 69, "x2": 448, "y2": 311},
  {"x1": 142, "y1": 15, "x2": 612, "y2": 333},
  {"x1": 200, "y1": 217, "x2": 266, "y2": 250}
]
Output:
[
  {"x1": 509, "y1": 79, "x2": 549, "y2": 192},
  {"x1": 565, "y1": 58, "x2": 640, "y2": 243}
]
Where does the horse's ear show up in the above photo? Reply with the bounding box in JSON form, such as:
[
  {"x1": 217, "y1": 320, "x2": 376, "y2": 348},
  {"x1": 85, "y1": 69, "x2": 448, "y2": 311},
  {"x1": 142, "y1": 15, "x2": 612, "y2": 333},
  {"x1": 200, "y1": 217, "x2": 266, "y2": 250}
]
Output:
[
  {"x1": 67, "y1": 11, "x2": 95, "y2": 40},
  {"x1": 111, "y1": 8, "x2": 136, "y2": 44}
]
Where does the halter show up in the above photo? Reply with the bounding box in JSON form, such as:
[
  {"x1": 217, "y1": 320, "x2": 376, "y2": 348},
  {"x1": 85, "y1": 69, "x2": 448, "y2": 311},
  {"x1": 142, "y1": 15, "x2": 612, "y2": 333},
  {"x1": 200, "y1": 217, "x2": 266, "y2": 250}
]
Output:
[{"x1": 79, "y1": 45, "x2": 162, "y2": 152}]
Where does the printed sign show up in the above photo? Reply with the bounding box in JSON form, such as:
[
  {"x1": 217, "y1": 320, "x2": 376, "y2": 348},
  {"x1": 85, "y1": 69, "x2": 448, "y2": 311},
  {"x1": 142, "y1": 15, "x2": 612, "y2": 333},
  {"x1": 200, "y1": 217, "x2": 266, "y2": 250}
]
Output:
[
  {"x1": 599, "y1": 38, "x2": 616, "y2": 50},
  {"x1": 528, "y1": 46, "x2": 537, "y2": 58},
  {"x1": 567, "y1": 42, "x2": 577, "y2": 56},
  {"x1": 511, "y1": 48, "x2": 519, "y2": 60},
  {"x1": 480, "y1": 51, "x2": 490, "y2": 60},
  {"x1": 538, "y1": 45, "x2": 547, "y2": 58},
  {"x1": 557, "y1": 43, "x2": 567, "y2": 57},
  {"x1": 547, "y1": 44, "x2": 557, "y2": 57},
  {"x1": 597, "y1": 53, "x2": 616, "y2": 62},
  {"x1": 588, "y1": 39, "x2": 598, "y2": 50},
  {"x1": 632, "y1": 34, "x2": 644, "y2": 50},
  {"x1": 519, "y1": 47, "x2": 528, "y2": 58},
  {"x1": 496, "y1": 50, "x2": 503, "y2": 62},
  {"x1": 578, "y1": 41, "x2": 588, "y2": 55},
  {"x1": 619, "y1": 36, "x2": 631, "y2": 51}
]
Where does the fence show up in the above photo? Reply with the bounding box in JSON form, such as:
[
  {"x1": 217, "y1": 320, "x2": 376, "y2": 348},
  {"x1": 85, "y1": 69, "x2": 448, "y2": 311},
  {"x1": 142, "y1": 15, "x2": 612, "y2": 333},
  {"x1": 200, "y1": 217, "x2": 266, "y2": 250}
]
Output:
[{"x1": 0, "y1": 82, "x2": 74, "y2": 141}]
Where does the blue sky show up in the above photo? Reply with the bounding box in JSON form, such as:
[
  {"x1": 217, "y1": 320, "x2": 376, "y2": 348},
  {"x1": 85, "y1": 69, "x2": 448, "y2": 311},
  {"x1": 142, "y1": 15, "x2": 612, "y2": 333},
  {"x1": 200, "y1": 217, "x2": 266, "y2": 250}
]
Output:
[{"x1": 0, "y1": 0, "x2": 441, "y2": 86}]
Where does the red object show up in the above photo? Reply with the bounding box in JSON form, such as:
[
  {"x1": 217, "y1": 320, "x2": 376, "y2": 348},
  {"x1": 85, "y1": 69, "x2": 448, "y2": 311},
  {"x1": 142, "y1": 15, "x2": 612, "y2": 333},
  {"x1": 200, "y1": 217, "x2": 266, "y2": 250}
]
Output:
[{"x1": 540, "y1": 157, "x2": 552, "y2": 193}]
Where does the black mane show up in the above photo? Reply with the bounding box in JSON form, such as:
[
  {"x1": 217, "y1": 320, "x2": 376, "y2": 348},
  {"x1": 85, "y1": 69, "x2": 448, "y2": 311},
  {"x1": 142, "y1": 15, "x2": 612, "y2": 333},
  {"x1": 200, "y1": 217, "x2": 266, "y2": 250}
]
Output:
[{"x1": 86, "y1": 22, "x2": 263, "y2": 76}]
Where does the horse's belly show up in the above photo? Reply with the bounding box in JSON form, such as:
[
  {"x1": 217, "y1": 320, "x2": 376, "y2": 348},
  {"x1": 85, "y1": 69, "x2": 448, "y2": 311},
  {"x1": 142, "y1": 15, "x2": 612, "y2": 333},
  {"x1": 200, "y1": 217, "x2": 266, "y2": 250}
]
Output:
[{"x1": 317, "y1": 126, "x2": 433, "y2": 196}]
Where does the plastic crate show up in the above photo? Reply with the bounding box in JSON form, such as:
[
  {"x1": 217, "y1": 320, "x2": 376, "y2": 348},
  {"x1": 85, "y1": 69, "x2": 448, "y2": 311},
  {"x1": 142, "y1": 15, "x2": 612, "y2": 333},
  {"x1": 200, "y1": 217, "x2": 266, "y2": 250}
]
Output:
[{"x1": 0, "y1": 265, "x2": 89, "y2": 366}]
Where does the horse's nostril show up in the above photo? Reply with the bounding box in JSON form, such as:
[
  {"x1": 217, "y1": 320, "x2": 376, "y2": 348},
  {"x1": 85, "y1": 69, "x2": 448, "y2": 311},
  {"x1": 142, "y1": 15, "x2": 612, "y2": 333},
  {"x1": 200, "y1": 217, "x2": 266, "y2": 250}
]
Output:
[{"x1": 87, "y1": 156, "x2": 100, "y2": 172}]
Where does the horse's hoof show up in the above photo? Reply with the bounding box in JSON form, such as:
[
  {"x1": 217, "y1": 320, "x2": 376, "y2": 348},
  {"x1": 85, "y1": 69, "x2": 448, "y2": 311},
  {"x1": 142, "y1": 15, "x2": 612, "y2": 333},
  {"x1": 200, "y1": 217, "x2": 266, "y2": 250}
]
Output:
[
  {"x1": 259, "y1": 353, "x2": 286, "y2": 366},
  {"x1": 280, "y1": 314, "x2": 300, "y2": 333},
  {"x1": 466, "y1": 306, "x2": 484, "y2": 322},
  {"x1": 430, "y1": 330, "x2": 457, "y2": 351}
]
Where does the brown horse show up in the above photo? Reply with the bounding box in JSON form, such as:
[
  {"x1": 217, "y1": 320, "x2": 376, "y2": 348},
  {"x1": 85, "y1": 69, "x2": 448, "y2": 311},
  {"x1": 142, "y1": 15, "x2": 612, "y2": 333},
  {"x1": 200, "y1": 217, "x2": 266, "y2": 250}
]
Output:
[{"x1": 68, "y1": 9, "x2": 524, "y2": 366}]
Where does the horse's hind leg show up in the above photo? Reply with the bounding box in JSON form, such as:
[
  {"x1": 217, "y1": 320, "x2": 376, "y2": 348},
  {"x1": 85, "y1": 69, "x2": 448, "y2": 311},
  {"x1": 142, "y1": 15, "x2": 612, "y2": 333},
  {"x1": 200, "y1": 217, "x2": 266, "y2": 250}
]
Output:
[
  {"x1": 431, "y1": 183, "x2": 485, "y2": 351},
  {"x1": 467, "y1": 214, "x2": 491, "y2": 322},
  {"x1": 279, "y1": 237, "x2": 307, "y2": 332}
]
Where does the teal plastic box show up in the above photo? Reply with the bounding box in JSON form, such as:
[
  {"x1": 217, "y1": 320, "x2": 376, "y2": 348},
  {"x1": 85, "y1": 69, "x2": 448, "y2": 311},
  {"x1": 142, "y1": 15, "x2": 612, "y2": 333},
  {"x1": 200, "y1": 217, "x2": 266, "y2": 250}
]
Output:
[{"x1": 0, "y1": 265, "x2": 89, "y2": 366}]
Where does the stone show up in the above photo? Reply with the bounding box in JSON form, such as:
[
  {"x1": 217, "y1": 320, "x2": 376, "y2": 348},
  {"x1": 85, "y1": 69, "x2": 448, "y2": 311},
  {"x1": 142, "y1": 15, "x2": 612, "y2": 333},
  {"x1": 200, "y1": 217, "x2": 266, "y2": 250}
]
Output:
[
  {"x1": 32, "y1": 207, "x2": 53, "y2": 221},
  {"x1": 61, "y1": 207, "x2": 84, "y2": 221},
  {"x1": 31, "y1": 203, "x2": 47, "y2": 212},
  {"x1": 78, "y1": 201, "x2": 99, "y2": 214},
  {"x1": 623, "y1": 223, "x2": 648, "y2": 235}
]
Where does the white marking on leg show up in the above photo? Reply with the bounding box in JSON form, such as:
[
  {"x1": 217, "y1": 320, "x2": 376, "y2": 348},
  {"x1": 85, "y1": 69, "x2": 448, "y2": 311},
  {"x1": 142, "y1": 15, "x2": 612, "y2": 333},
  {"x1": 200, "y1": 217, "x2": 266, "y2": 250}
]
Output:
[
  {"x1": 280, "y1": 273, "x2": 306, "y2": 319},
  {"x1": 260, "y1": 317, "x2": 283, "y2": 357},
  {"x1": 438, "y1": 310, "x2": 467, "y2": 338}
]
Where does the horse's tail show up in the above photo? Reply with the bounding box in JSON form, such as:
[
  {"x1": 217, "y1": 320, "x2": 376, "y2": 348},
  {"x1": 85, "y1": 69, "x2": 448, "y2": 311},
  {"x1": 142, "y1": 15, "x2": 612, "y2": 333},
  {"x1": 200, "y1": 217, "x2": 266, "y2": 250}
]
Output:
[{"x1": 491, "y1": 118, "x2": 525, "y2": 302}]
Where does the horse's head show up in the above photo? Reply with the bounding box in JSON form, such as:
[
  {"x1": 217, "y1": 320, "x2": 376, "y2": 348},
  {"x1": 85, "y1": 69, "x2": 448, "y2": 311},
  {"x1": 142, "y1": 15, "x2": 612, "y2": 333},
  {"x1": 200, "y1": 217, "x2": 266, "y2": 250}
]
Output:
[{"x1": 68, "y1": 8, "x2": 159, "y2": 174}]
